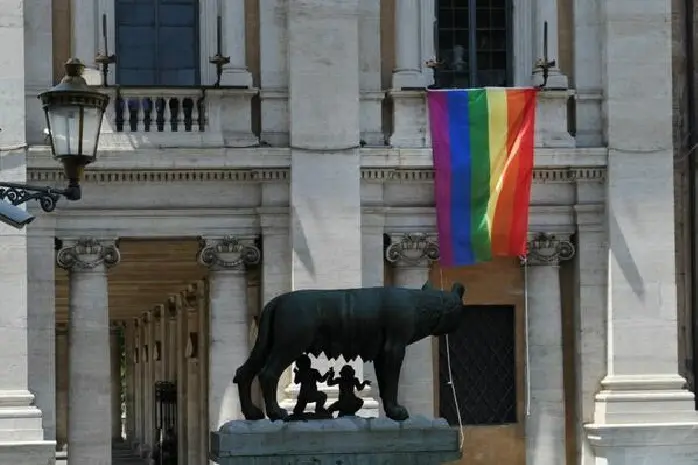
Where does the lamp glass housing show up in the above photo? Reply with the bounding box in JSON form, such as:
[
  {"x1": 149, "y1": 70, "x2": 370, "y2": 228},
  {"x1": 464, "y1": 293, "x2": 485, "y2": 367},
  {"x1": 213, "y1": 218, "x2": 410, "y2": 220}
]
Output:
[{"x1": 38, "y1": 59, "x2": 110, "y2": 181}]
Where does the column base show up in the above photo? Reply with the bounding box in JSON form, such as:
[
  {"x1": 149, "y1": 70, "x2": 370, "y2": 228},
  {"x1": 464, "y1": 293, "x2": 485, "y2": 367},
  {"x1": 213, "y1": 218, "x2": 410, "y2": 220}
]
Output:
[
  {"x1": 585, "y1": 422, "x2": 698, "y2": 465},
  {"x1": 592, "y1": 374, "x2": 697, "y2": 424},
  {"x1": 0, "y1": 390, "x2": 55, "y2": 464},
  {"x1": 535, "y1": 89, "x2": 575, "y2": 148},
  {"x1": 0, "y1": 442, "x2": 56, "y2": 465},
  {"x1": 388, "y1": 90, "x2": 429, "y2": 148}
]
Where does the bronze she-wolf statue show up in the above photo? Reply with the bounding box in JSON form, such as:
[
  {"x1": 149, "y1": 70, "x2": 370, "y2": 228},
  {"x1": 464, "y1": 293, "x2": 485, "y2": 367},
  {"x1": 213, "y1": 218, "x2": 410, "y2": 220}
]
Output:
[{"x1": 233, "y1": 282, "x2": 467, "y2": 421}]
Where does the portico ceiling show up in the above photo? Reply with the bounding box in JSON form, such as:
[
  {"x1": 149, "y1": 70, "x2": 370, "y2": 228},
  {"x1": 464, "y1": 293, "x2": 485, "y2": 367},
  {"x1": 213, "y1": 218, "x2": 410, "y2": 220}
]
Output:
[{"x1": 55, "y1": 239, "x2": 207, "y2": 322}]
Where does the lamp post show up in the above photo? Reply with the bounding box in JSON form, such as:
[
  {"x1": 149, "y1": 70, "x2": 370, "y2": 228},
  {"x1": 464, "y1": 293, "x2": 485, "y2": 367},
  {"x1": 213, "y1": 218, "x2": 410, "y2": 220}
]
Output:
[{"x1": 0, "y1": 58, "x2": 109, "y2": 222}]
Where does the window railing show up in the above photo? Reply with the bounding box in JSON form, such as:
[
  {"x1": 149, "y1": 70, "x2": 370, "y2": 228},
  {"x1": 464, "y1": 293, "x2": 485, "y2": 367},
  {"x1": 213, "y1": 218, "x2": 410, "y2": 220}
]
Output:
[{"x1": 113, "y1": 88, "x2": 206, "y2": 133}]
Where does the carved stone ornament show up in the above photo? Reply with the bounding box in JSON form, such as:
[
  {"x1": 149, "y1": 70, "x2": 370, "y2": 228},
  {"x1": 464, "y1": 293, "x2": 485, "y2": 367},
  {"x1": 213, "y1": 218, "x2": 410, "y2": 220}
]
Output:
[
  {"x1": 385, "y1": 233, "x2": 440, "y2": 267},
  {"x1": 198, "y1": 235, "x2": 261, "y2": 270},
  {"x1": 522, "y1": 232, "x2": 575, "y2": 266},
  {"x1": 56, "y1": 238, "x2": 121, "y2": 271}
]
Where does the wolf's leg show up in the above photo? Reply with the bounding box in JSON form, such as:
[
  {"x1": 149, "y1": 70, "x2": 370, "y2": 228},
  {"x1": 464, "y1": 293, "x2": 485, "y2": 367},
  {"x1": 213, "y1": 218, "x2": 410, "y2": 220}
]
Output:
[{"x1": 379, "y1": 342, "x2": 409, "y2": 421}]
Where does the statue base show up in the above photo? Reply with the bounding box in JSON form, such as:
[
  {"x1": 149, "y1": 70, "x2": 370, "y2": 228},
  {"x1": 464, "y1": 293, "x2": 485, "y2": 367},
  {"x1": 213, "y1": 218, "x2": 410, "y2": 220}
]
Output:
[{"x1": 211, "y1": 416, "x2": 461, "y2": 465}]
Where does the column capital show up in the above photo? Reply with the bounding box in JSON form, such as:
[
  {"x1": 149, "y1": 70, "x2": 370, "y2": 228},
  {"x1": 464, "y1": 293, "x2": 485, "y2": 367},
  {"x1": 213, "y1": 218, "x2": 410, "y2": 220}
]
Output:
[
  {"x1": 198, "y1": 235, "x2": 261, "y2": 271},
  {"x1": 385, "y1": 233, "x2": 439, "y2": 268},
  {"x1": 521, "y1": 232, "x2": 575, "y2": 266},
  {"x1": 56, "y1": 238, "x2": 121, "y2": 271}
]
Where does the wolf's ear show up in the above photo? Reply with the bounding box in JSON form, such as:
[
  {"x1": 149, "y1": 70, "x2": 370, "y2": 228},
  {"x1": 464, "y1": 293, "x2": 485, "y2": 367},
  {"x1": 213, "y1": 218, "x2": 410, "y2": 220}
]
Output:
[
  {"x1": 450, "y1": 282, "x2": 465, "y2": 299},
  {"x1": 421, "y1": 281, "x2": 434, "y2": 290}
]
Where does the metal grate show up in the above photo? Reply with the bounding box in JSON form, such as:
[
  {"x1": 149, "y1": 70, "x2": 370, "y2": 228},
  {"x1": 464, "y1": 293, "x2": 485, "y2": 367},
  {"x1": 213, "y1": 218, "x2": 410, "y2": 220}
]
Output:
[
  {"x1": 435, "y1": 0, "x2": 511, "y2": 88},
  {"x1": 438, "y1": 305, "x2": 517, "y2": 425}
]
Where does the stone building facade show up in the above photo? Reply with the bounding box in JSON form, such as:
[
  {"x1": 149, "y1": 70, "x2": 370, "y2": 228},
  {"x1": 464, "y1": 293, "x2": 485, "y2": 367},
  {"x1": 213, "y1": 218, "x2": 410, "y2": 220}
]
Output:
[{"x1": 0, "y1": 0, "x2": 695, "y2": 464}]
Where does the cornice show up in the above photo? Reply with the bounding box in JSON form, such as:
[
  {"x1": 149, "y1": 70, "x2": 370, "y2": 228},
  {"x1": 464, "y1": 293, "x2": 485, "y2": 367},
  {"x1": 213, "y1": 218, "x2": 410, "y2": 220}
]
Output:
[{"x1": 28, "y1": 167, "x2": 605, "y2": 184}]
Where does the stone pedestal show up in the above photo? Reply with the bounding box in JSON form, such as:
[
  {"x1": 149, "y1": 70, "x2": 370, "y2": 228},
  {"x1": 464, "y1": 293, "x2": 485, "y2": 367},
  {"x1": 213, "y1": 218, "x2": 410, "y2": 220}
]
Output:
[
  {"x1": 211, "y1": 417, "x2": 461, "y2": 465},
  {"x1": 207, "y1": 89, "x2": 259, "y2": 147},
  {"x1": 389, "y1": 90, "x2": 429, "y2": 148},
  {"x1": 535, "y1": 90, "x2": 574, "y2": 148}
]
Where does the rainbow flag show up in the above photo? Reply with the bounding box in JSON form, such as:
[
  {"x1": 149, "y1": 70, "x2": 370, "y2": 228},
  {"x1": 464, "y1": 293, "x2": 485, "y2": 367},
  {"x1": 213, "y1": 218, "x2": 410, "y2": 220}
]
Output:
[{"x1": 427, "y1": 87, "x2": 537, "y2": 267}]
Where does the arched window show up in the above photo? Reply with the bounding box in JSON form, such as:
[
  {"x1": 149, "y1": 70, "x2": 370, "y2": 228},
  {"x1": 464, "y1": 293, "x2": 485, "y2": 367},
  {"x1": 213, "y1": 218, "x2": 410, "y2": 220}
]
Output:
[
  {"x1": 115, "y1": 0, "x2": 200, "y2": 86},
  {"x1": 436, "y1": 0, "x2": 512, "y2": 88}
]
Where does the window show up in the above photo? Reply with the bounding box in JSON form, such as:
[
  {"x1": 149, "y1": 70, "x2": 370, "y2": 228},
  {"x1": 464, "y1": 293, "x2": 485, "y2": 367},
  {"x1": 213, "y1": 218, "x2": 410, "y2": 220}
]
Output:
[
  {"x1": 435, "y1": 0, "x2": 512, "y2": 88},
  {"x1": 438, "y1": 305, "x2": 517, "y2": 425},
  {"x1": 115, "y1": 0, "x2": 200, "y2": 86}
]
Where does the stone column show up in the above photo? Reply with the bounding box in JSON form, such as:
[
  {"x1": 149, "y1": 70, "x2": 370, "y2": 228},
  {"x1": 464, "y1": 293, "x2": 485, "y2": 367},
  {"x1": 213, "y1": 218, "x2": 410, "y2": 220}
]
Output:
[
  {"x1": 174, "y1": 294, "x2": 189, "y2": 465},
  {"x1": 221, "y1": 0, "x2": 252, "y2": 87},
  {"x1": 386, "y1": 233, "x2": 439, "y2": 418},
  {"x1": 195, "y1": 282, "x2": 209, "y2": 465},
  {"x1": 198, "y1": 237, "x2": 260, "y2": 428},
  {"x1": 124, "y1": 321, "x2": 136, "y2": 445},
  {"x1": 110, "y1": 323, "x2": 122, "y2": 442},
  {"x1": 56, "y1": 323, "x2": 69, "y2": 451},
  {"x1": 132, "y1": 319, "x2": 142, "y2": 451},
  {"x1": 521, "y1": 233, "x2": 574, "y2": 465},
  {"x1": 361, "y1": 211, "x2": 386, "y2": 414},
  {"x1": 142, "y1": 310, "x2": 156, "y2": 456},
  {"x1": 392, "y1": 0, "x2": 422, "y2": 89},
  {"x1": 56, "y1": 238, "x2": 121, "y2": 465},
  {"x1": 186, "y1": 306, "x2": 201, "y2": 465}
]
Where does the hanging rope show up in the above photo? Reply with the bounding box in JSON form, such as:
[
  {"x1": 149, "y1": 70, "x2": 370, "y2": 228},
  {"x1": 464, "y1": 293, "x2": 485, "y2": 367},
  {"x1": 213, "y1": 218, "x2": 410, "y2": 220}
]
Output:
[
  {"x1": 520, "y1": 254, "x2": 532, "y2": 417},
  {"x1": 439, "y1": 267, "x2": 465, "y2": 450}
]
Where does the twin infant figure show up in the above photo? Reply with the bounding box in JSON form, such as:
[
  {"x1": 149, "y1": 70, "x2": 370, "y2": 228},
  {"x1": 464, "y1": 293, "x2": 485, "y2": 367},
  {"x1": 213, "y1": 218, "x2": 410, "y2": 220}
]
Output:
[{"x1": 291, "y1": 353, "x2": 371, "y2": 419}]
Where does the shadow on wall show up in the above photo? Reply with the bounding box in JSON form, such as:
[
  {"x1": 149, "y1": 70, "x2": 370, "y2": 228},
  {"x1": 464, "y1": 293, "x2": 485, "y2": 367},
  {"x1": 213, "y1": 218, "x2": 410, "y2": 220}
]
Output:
[
  {"x1": 608, "y1": 207, "x2": 645, "y2": 300},
  {"x1": 291, "y1": 204, "x2": 316, "y2": 279}
]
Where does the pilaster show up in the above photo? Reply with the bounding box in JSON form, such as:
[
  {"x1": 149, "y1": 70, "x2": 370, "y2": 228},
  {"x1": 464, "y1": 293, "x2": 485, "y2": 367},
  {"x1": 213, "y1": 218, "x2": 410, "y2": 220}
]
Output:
[
  {"x1": 0, "y1": 4, "x2": 52, "y2": 460},
  {"x1": 386, "y1": 233, "x2": 439, "y2": 418},
  {"x1": 521, "y1": 233, "x2": 574, "y2": 465},
  {"x1": 27, "y1": 216, "x2": 57, "y2": 446},
  {"x1": 57, "y1": 238, "x2": 121, "y2": 465},
  {"x1": 259, "y1": 0, "x2": 290, "y2": 146},
  {"x1": 220, "y1": 0, "x2": 253, "y2": 87}
]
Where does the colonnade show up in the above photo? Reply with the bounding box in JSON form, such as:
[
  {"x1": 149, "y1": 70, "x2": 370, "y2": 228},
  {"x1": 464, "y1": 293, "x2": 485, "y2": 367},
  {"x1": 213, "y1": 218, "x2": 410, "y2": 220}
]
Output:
[{"x1": 50, "y1": 231, "x2": 574, "y2": 465}]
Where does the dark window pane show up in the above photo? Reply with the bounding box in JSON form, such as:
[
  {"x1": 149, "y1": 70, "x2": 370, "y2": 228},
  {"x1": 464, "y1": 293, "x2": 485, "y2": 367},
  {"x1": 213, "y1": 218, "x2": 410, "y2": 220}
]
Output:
[
  {"x1": 453, "y1": 9, "x2": 469, "y2": 29},
  {"x1": 115, "y1": 0, "x2": 199, "y2": 86},
  {"x1": 436, "y1": 0, "x2": 511, "y2": 88},
  {"x1": 159, "y1": 4, "x2": 197, "y2": 26},
  {"x1": 438, "y1": 305, "x2": 517, "y2": 426}
]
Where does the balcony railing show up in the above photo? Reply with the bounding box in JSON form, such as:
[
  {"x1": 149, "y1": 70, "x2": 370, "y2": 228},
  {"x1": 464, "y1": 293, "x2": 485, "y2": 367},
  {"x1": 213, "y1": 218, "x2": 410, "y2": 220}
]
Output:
[
  {"x1": 97, "y1": 87, "x2": 258, "y2": 149},
  {"x1": 114, "y1": 88, "x2": 205, "y2": 133}
]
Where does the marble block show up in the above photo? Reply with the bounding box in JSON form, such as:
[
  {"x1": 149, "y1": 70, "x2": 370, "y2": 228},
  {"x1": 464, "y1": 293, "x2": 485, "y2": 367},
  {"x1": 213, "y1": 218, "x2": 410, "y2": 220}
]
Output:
[{"x1": 211, "y1": 416, "x2": 461, "y2": 465}]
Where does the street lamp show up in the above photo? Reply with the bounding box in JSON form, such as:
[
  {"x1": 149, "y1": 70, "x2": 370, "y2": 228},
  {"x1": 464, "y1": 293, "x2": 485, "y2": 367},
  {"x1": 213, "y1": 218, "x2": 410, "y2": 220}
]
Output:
[{"x1": 0, "y1": 58, "x2": 109, "y2": 219}]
